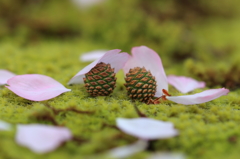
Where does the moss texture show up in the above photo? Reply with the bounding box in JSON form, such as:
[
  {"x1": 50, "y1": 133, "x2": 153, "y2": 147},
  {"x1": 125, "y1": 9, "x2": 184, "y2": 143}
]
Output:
[{"x1": 1, "y1": 0, "x2": 240, "y2": 159}]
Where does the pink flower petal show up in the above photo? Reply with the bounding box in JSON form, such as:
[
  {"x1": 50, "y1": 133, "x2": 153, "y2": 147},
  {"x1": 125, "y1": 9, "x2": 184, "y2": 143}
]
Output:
[
  {"x1": 16, "y1": 124, "x2": 72, "y2": 154},
  {"x1": 80, "y1": 50, "x2": 107, "y2": 62},
  {"x1": 6, "y1": 74, "x2": 71, "y2": 101},
  {"x1": 0, "y1": 69, "x2": 16, "y2": 85},
  {"x1": 68, "y1": 49, "x2": 130, "y2": 85},
  {"x1": 166, "y1": 88, "x2": 229, "y2": 105},
  {"x1": 108, "y1": 140, "x2": 148, "y2": 158},
  {"x1": 117, "y1": 118, "x2": 178, "y2": 140},
  {"x1": 167, "y1": 75, "x2": 206, "y2": 93},
  {"x1": 123, "y1": 46, "x2": 168, "y2": 97}
]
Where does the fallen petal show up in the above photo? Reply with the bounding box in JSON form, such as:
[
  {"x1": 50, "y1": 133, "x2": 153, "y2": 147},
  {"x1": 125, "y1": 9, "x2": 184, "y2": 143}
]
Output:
[
  {"x1": 6, "y1": 74, "x2": 71, "y2": 101},
  {"x1": 72, "y1": 0, "x2": 105, "y2": 8},
  {"x1": 147, "y1": 152, "x2": 185, "y2": 159},
  {"x1": 16, "y1": 124, "x2": 72, "y2": 154},
  {"x1": 68, "y1": 49, "x2": 130, "y2": 85},
  {"x1": 80, "y1": 50, "x2": 107, "y2": 62},
  {"x1": 117, "y1": 118, "x2": 178, "y2": 140},
  {"x1": 166, "y1": 88, "x2": 229, "y2": 105},
  {"x1": 167, "y1": 75, "x2": 205, "y2": 93},
  {"x1": 0, "y1": 120, "x2": 12, "y2": 131},
  {"x1": 108, "y1": 140, "x2": 148, "y2": 159},
  {"x1": 0, "y1": 69, "x2": 16, "y2": 85},
  {"x1": 123, "y1": 46, "x2": 168, "y2": 97}
]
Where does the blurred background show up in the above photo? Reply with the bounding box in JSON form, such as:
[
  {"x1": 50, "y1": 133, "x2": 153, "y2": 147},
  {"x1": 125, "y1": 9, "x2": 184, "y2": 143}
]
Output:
[{"x1": 1, "y1": 0, "x2": 240, "y2": 89}]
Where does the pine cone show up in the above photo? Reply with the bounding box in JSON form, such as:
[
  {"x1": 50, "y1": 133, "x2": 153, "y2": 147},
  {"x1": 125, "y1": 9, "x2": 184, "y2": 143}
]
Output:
[
  {"x1": 124, "y1": 67, "x2": 157, "y2": 103},
  {"x1": 84, "y1": 62, "x2": 116, "y2": 97}
]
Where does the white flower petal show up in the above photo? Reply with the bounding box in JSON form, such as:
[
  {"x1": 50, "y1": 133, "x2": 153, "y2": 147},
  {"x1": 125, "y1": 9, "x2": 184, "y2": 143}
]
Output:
[
  {"x1": 147, "y1": 152, "x2": 185, "y2": 159},
  {"x1": 68, "y1": 49, "x2": 130, "y2": 85},
  {"x1": 108, "y1": 140, "x2": 148, "y2": 159},
  {"x1": 166, "y1": 88, "x2": 229, "y2": 105},
  {"x1": 0, "y1": 69, "x2": 16, "y2": 85},
  {"x1": 72, "y1": 0, "x2": 105, "y2": 8},
  {"x1": 80, "y1": 50, "x2": 107, "y2": 62},
  {"x1": 0, "y1": 120, "x2": 12, "y2": 131},
  {"x1": 117, "y1": 118, "x2": 178, "y2": 140},
  {"x1": 123, "y1": 46, "x2": 168, "y2": 97},
  {"x1": 167, "y1": 75, "x2": 205, "y2": 93},
  {"x1": 16, "y1": 124, "x2": 72, "y2": 154}
]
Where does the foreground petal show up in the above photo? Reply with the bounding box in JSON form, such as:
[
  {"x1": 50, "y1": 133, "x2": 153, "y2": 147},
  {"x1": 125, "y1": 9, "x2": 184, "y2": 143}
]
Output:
[
  {"x1": 16, "y1": 124, "x2": 72, "y2": 153},
  {"x1": 147, "y1": 152, "x2": 185, "y2": 159},
  {"x1": 117, "y1": 118, "x2": 178, "y2": 140},
  {"x1": 0, "y1": 69, "x2": 16, "y2": 85},
  {"x1": 123, "y1": 46, "x2": 168, "y2": 97},
  {"x1": 167, "y1": 88, "x2": 229, "y2": 105},
  {"x1": 167, "y1": 75, "x2": 205, "y2": 93},
  {"x1": 80, "y1": 50, "x2": 107, "y2": 62},
  {"x1": 108, "y1": 140, "x2": 148, "y2": 158},
  {"x1": 68, "y1": 49, "x2": 130, "y2": 85},
  {"x1": 0, "y1": 120, "x2": 11, "y2": 131},
  {"x1": 6, "y1": 74, "x2": 71, "y2": 101}
]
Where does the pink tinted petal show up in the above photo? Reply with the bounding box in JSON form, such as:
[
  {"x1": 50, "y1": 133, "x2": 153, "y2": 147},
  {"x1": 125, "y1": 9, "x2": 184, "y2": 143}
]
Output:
[
  {"x1": 166, "y1": 88, "x2": 229, "y2": 105},
  {"x1": 123, "y1": 46, "x2": 168, "y2": 97},
  {"x1": 117, "y1": 118, "x2": 178, "y2": 140},
  {"x1": 16, "y1": 124, "x2": 72, "y2": 153},
  {"x1": 167, "y1": 75, "x2": 206, "y2": 93},
  {"x1": 6, "y1": 74, "x2": 71, "y2": 101},
  {"x1": 108, "y1": 140, "x2": 148, "y2": 158},
  {"x1": 80, "y1": 50, "x2": 107, "y2": 62},
  {"x1": 0, "y1": 69, "x2": 16, "y2": 85},
  {"x1": 68, "y1": 49, "x2": 130, "y2": 85}
]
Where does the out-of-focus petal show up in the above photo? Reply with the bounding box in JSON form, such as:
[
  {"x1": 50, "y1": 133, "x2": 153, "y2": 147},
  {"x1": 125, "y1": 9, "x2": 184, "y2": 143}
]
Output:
[
  {"x1": 0, "y1": 69, "x2": 16, "y2": 85},
  {"x1": 108, "y1": 140, "x2": 148, "y2": 159},
  {"x1": 6, "y1": 74, "x2": 71, "y2": 101},
  {"x1": 0, "y1": 120, "x2": 11, "y2": 131},
  {"x1": 16, "y1": 124, "x2": 72, "y2": 154},
  {"x1": 117, "y1": 118, "x2": 178, "y2": 140},
  {"x1": 123, "y1": 46, "x2": 168, "y2": 97},
  {"x1": 80, "y1": 50, "x2": 107, "y2": 62},
  {"x1": 166, "y1": 88, "x2": 229, "y2": 105},
  {"x1": 68, "y1": 49, "x2": 130, "y2": 85},
  {"x1": 72, "y1": 0, "x2": 105, "y2": 9},
  {"x1": 147, "y1": 152, "x2": 185, "y2": 159},
  {"x1": 167, "y1": 75, "x2": 205, "y2": 93}
]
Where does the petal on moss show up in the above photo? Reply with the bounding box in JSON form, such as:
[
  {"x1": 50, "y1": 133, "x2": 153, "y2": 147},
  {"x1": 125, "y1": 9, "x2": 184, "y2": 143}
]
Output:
[
  {"x1": 123, "y1": 46, "x2": 168, "y2": 97},
  {"x1": 0, "y1": 69, "x2": 16, "y2": 85},
  {"x1": 0, "y1": 120, "x2": 11, "y2": 131},
  {"x1": 166, "y1": 88, "x2": 229, "y2": 105},
  {"x1": 68, "y1": 49, "x2": 130, "y2": 85},
  {"x1": 80, "y1": 50, "x2": 106, "y2": 62},
  {"x1": 6, "y1": 74, "x2": 71, "y2": 101},
  {"x1": 16, "y1": 124, "x2": 72, "y2": 154},
  {"x1": 117, "y1": 118, "x2": 178, "y2": 140},
  {"x1": 108, "y1": 140, "x2": 148, "y2": 158},
  {"x1": 167, "y1": 75, "x2": 205, "y2": 93}
]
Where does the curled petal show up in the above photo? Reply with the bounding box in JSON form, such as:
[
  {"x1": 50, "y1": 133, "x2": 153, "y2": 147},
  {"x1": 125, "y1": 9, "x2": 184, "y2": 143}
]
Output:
[
  {"x1": 68, "y1": 49, "x2": 130, "y2": 85},
  {"x1": 16, "y1": 124, "x2": 72, "y2": 154},
  {"x1": 6, "y1": 74, "x2": 71, "y2": 101},
  {"x1": 117, "y1": 118, "x2": 178, "y2": 140},
  {"x1": 108, "y1": 140, "x2": 148, "y2": 158},
  {"x1": 0, "y1": 69, "x2": 16, "y2": 85},
  {"x1": 123, "y1": 46, "x2": 168, "y2": 97},
  {"x1": 167, "y1": 75, "x2": 205, "y2": 93},
  {"x1": 80, "y1": 50, "x2": 107, "y2": 62},
  {"x1": 0, "y1": 120, "x2": 11, "y2": 131},
  {"x1": 166, "y1": 88, "x2": 229, "y2": 105}
]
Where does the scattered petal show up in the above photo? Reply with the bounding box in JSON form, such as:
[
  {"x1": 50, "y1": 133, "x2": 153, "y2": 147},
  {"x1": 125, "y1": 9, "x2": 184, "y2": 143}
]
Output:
[
  {"x1": 117, "y1": 118, "x2": 178, "y2": 140},
  {"x1": 68, "y1": 49, "x2": 130, "y2": 85},
  {"x1": 0, "y1": 69, "x2": 16, "y2": 85},
  {"x1": 80, "y1": 50, "x2": 107, "y2": 62},
  {"x1": 6, "y1": 74, "x2": 71, "y2": 101},
  {"x1": 167, "y1": 75, "x2": 205, "y2": 93},
  {"x1": 0, "y1": 120, "x2": 12, "y2": 131},
  {"x1": 16, "y1": 124, "x2": 72, "y2": 153},
  {"x1": 147, "y1": 152, "x2": 185, "y2": 159},
  {"x1": 108, "y1": 140, "x2": 148, "y2": 159},
  {"x1": 123, "y1": 46, "x2": 168, "y2": 97},
  {"x1": 167, "y1": 88, "x2": 229, "y2": 105}
]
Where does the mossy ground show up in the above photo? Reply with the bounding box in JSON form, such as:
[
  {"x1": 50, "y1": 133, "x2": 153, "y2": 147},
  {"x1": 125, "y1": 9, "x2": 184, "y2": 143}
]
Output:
[{"x1": 1, "y1": 0, "x2": 240, "y2": 159}]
